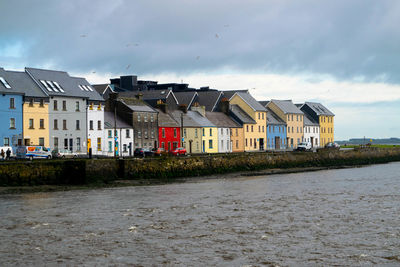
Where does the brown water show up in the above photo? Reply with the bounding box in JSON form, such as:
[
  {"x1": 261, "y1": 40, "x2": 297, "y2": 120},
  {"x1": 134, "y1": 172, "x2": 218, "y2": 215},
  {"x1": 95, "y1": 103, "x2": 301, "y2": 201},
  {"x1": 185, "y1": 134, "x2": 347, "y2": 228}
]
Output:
[{"x1": 1, "y1": 162, "x2": 400, "y2": 266}]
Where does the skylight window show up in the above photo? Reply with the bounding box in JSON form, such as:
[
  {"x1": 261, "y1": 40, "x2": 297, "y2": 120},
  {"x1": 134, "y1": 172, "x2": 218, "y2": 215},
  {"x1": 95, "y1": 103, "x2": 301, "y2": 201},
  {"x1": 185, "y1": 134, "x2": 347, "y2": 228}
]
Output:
[
  {"x1": 46, "y1": 81, "x2": 59, "y2": 92},
  {"x1": 40, "y1": 80, "x2": 52, "y2": 91},
  {"x1": 84, "y1": 85, "x2": 93, "y2": 92},
  {"x1": 53, "y1": 81, "x2": 65, "y2": 92},
  {"x1": 0, "y1": 77, "x2": 11, "y2": 89},
  {"x1": 78, "y1": 85, "x2": 85, "y2": 91}
]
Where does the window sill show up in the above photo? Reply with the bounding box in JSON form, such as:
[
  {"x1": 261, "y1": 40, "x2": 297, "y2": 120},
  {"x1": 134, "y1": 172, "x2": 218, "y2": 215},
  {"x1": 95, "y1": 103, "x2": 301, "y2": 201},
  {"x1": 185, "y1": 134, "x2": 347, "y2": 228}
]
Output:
[
  {"x1": 62, "y1": 109, "x2": 67, "y2": 111},
  {"x1": 29, "y1": 127, "x2": 34, "y2": 129},
  {"x1": 63, "y1": 128, "x2": 67, "y2": 130},
  {"x1": 9, "y1": 127, "x2": 16, "y2": 130},
  {"x1": 89, "y1": 128, "x2": 94, "y2": 131},
  {"x1": 76, "y1": 110, "x2": 80, "y2": 112},
  {"x1": 39, "y1": 127, "x2": 45, "y2": 129},
  {"x1": 54, "y1": 128, "x2": 58, "y2": 130}
]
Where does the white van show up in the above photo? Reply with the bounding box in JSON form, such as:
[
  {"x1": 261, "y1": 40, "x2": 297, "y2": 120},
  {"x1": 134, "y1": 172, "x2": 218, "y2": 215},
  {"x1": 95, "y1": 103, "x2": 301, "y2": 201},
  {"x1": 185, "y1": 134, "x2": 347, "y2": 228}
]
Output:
[{"x1": 16, "y1": 146, "x2": 52, "y2": 160}]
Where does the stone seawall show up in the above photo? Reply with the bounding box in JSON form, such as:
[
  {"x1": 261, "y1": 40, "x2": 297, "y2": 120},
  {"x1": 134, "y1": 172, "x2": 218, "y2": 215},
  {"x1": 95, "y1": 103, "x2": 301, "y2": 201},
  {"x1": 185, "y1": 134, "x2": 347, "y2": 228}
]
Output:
[{"x1": 1, "y1": 148, "x2": 400, "y2": 186}]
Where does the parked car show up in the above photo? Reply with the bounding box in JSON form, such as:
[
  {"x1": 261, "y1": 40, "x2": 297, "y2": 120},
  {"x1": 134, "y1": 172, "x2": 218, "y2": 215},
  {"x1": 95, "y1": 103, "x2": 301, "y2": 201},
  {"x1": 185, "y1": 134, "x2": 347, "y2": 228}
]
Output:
[
  {"x1": 16, "y1": 146, "x2": 52, "y2": 160},
  {"x1": 152, "y1": 147, "x2": 166, "y2": 156},
  {"x1": 134, "y1": 148, "x2": 154, "y2": 157},
  {"x1": 52, "y1": 149, "x2": 79, "y2": 158},
  {"x1": 325, "y1": 142, "x2": 340, "y2": 149},
  {"x1": 296, "y1": 142, "x2": 312, "y2": 151},
  {"x1": 170, "y1": 147, "x2": 187, "y2": 156}
]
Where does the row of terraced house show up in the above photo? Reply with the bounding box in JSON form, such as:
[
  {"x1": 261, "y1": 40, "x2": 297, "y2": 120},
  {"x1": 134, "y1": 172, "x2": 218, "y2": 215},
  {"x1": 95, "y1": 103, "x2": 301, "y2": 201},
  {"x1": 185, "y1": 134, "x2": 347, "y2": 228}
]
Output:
[{"x1": 0, "y1": 67, "x2": 334, "y2": 156}]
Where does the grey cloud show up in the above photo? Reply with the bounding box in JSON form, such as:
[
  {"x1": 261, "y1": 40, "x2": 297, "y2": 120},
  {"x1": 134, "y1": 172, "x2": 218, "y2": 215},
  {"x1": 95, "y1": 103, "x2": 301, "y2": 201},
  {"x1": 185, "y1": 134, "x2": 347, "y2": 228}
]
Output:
[{"x1": 1, "y1": 0, "x2": 400, "y2": 83}]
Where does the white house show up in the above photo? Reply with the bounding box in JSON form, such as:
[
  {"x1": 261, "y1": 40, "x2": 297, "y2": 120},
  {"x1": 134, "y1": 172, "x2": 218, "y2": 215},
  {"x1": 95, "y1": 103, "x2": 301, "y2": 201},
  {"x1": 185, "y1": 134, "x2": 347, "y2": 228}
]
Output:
[
  {"x1": 303, "y1": 114, "x2": 320, "y2": 148},
  {"x1": 87, "y1": 101, "x2": 105, "y2": 156},
  {"x1": 206, "y1": 111, "x2": 241, "y2": 153},
  {"x1": 104, "y1": 111, "x2": 134, "y2": 157}
]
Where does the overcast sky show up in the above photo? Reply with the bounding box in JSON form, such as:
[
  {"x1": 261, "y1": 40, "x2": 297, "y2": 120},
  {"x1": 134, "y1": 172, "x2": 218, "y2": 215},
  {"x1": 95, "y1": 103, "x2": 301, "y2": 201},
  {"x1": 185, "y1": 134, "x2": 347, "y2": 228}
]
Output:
[{"x1": 1, "y1": 0, "x2": 399, "y2": 140}]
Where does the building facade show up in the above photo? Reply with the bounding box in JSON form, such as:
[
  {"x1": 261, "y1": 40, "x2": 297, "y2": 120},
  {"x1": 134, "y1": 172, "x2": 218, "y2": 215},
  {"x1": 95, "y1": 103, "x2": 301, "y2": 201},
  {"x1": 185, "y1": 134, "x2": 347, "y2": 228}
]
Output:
[
  {"x1": 267, "y1": 100, "x2": 304, "y2": 149},
  {"x1": 266, "y1": 108, "x2": 287, "y2": 150},
  {"x1": 104, "y1": 111, "x2": 134, "y2": 157}
]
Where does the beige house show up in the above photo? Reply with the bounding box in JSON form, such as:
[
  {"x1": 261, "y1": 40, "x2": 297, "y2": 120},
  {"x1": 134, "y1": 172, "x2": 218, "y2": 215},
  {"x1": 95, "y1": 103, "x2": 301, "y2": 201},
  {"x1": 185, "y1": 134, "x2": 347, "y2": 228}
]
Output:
[{"x1": 267, "y1": 100, "x2": 304, "y2": 149}]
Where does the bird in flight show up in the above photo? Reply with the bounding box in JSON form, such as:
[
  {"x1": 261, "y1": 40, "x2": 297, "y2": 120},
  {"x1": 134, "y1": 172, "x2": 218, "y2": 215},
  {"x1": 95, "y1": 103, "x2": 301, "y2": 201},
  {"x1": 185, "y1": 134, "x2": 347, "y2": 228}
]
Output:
[
  {"x1": 215, "y1": 34, "x2": 219, "y2": 38},
  {"x1": 196, "y1": 56, "x2": 200, "y2": 60},
  {"x1": 126, "y1": 64, "x2": 131, "y2": 70},
  {"x1": 80, "y1": 34, "x2": 87, "y2": 38}
]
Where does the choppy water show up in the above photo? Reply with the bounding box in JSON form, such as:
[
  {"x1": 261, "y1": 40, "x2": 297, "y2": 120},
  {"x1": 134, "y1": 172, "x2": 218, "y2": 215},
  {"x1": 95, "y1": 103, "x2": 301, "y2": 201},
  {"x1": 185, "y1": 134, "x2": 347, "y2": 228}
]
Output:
[{"x1": 1, "y1": 162, "x2": 400, "y2": 266}]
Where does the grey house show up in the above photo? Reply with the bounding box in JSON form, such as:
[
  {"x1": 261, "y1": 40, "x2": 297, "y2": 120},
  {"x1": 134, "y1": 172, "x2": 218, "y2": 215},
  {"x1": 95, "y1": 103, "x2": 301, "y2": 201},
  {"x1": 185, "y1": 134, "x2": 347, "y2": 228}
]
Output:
[{"x1": 26, "y1": 67, "x2": 103, "y2": 153}]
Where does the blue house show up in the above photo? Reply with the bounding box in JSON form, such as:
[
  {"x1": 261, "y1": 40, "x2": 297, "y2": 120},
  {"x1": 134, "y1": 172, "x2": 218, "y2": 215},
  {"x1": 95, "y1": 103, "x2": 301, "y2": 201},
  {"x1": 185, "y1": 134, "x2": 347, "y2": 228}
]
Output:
[
  {"x1": 0, "y1": 68, "x2": 26, "y2": 147},
  {"x1": 266, "y1": 107, "x2": 287, "y2": 150}
]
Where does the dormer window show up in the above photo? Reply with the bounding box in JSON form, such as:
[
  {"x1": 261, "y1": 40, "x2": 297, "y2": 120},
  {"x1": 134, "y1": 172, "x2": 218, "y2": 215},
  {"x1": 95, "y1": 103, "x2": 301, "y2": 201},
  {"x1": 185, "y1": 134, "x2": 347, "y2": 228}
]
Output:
[{"x1": 0, "y1": 77, "x2": 11, "y2": 89}]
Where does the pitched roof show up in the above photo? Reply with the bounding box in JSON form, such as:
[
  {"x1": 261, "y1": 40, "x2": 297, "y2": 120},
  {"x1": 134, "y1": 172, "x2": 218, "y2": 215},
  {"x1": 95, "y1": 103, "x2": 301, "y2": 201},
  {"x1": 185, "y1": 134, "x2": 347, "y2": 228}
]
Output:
[
  {"x1": 269, "y1": 100, "x2": 303, "y2": 114},
  {"x1": 304, "y1": 102, "x2": 335, "y2": 116},
  {"x1": 104, "y1": 111, "x2": 132, "y2": 129},
  {"x1": 233, "y1": 92, "x2": 266, "y2": 111},
  {"x1": 93, "y1": 84, "x2": 111, "y2": 95},
  {"x1": 222, "y1": 89, "x2": 249, "y2": 100},
  {"x1": 303, "y1": 112, "x2": 319, "y2": 126},
  {"x1": 195, "y1": 91, "x2": 223, "y2": 111},
  {"x1": 156, "y1": 109, "x2": 180, "y2": 127},
  {"x1": 174, "y1": 91, "x2": 198, "y2": 108},
  {"x1": 258, "y1": 100, "x2": 270, "y2": 107},
  {"x1": 170, "y1": 110, "x2": 215, "y2": 127},
  {"x1": 229, "y1": 104, "x2": 256, "y2": 124},
  {"x1": 205, "y1": 111, "x2": 241, "y2": 128},
  {"x1": 118, "y1": 97, "x2": 157, "y2": 113},
  {"x1": 266, "y1": 108, "x2": 286, "y2": 125},
  {"x1": 25, "y1": 67, "x2": 104, "y2": 101},
  {"x1": 0, "y1": 68, "x2": 46, "y2": 97}
]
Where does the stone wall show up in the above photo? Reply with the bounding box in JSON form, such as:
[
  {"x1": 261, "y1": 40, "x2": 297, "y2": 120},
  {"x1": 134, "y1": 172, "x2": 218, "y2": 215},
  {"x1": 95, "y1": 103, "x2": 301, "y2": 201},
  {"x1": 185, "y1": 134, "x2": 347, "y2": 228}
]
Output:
[{"x1": 1, "y1": 148, "x2": 400, "y2": 186}]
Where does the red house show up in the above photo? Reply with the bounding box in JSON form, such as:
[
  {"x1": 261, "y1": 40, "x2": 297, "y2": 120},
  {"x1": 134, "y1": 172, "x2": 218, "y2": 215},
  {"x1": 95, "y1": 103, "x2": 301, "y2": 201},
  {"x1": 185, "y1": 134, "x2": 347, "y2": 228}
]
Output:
[{"x1": 157, "y1": 108, "x2": 181, "y2": 151}]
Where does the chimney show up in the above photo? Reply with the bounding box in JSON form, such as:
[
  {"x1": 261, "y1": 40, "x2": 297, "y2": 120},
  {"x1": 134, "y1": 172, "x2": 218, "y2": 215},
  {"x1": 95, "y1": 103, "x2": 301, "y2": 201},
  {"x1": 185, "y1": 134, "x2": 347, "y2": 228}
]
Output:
[
  {"x1": 156, "y1": 100, "x2": 168, "y2": 113},
  {"x1": 178, "y1": 104, "x2": 188, "y2": 113},
  {"x1": 192, "y1": 105, "x2": 206, "y2": 117},
  {"x1": 220, "y1": 97, "x2": 229, "y2": 114},
  {"x1": 120, "y1": 75, "x2": 138, "y2": 91},
  {"x1": 135, "y1": 93, "x2": 143, "y2": 100}
]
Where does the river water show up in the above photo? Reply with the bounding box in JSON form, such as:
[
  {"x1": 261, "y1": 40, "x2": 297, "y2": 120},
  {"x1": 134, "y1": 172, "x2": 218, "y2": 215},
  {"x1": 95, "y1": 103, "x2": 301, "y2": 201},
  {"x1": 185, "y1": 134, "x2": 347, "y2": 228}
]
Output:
[{"x1": 1, "y1": 162, "x2": 400, "y2": 266}]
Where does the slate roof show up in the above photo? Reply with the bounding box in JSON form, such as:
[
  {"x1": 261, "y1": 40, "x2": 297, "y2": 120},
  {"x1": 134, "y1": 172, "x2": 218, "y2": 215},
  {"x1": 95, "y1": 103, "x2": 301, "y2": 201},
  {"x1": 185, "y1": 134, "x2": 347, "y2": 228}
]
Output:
[
  {"x1": 104, "y1": 111, "x2": 132, "y2": 129},
  {"x1": 234, "y1": 92, "x2": 266, "y2": 111},
  {"x1": 119, "y1": 97, "x2": 158, "y2": 113},
  {"x1": 0, "y1": 68, "x2": 46, "y2": 97},
  {"x1": 258, "y1": 100, "x2": 269, "y2": 107},
  {"x1": 303, "y1": 113, "x2": 319, "y2": 126},
  {"x1": 93, "y1": 84, "x2": 111, "y2": 95},
  {"x1": 229, "y1": 105, "x2": 256, "y2": 124},
  {"x1": 195, "y1": 91, "x2": 223, "y2": 111},
  {"x1": 269, "y1": 100, "x2": 303, "y2": 114},
  {"x1": 174, "y1": 91, "x2": 198, "y2": 108},
  {"x1": 25, "y1": 67, "x2": 104, "y2": 101},
  {"x1": 156, "y1": 109, "x2": 180, "y2": 127},
  {"x1": 304, "y1": 102, "x2": 335, "y2": 116},
  {"x1": 222, "y1": 90, "x2": 249, "y2": 100},
  {"x1": 206, "y1": 112, "x2": 241, "y2": 128},
  {"x1": 170, "y1": 110, "x2": 215, "y2": 128},
  {"x1": 266, "y1": 108, "x2": 286, "y2": 125}
]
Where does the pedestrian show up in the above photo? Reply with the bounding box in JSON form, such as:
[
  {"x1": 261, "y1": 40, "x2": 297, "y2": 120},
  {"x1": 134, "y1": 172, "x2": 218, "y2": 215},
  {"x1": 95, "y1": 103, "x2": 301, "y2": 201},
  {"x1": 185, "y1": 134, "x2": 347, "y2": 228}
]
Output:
[
  {"x1": 6, "y1": 148, "x2": 11, "y2": 160},
  {"x1": 0, "y1": 149, "x2": 4, "y2": 160}
]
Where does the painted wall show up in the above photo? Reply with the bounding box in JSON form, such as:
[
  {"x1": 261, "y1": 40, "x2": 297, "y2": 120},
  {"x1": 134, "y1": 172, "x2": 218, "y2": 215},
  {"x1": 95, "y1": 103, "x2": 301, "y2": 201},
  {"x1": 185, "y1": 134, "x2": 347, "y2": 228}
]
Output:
[
  {"x1": 104, "y1": 128, "x2": 134, "y2": 157},
  {"x1": 266, "y1": 124, "x2": 287, "y2": 150},
  {"x1": 304, "y1": 125, "x2": 320, "y2": 147},
  {"x1": 87, "y1": 102, "x2": 105, "y2": 155},
  {"x1": 319, "y1": 115, "x2": 334, "y2": 147},
  {"x1": 217, "y1": 127, "x2": 231, "y2": 153},
  {"x1": 0, "y1": 94, "x2": 23, "y2": 146},
  {"x1": 182, "y1": 127, "x2": 202, "y2": 154},
  {"x1": 230, "y1": 127, "x2": 244, "y2": 152},
  {"x1": 48, "y1": 96, "x2": 87, "y2": 153},
  {"x1": 285, "y1": 113, "x2": 304, "y2": 148},
  {"x1": 23, "y1": 99, "x2": 49, "y2": 147},
  {"x1": 201, "y1": 127, "x2": 218, "y2": 153},
  {"x1": 230, "y1": 95, "x2": 267, "y2": 151},
  {"x1": 159, "y1": 126, "x2": 181, "y2": 152}
]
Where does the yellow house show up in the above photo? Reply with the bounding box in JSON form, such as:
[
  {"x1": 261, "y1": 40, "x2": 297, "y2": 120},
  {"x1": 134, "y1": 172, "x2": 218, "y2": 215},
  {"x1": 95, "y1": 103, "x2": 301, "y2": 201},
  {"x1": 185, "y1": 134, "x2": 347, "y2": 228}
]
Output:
[
  {"x1": 171, "y1": 108, "x2": 216, "y2": 154},
  {"x1": 299, "y1": 102, "x2": 335, "y2": 147},
  {"x1": 229, "y1": 92, "x2": 267, "y2": 151},
  {"x1": 23, "y1": 97, "x2": 50, "y2": 147},
  {"x1": 267, "y1": 100, "x2": 304, "y2": 149}
]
